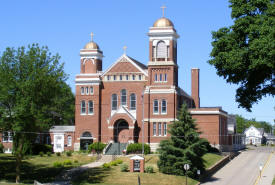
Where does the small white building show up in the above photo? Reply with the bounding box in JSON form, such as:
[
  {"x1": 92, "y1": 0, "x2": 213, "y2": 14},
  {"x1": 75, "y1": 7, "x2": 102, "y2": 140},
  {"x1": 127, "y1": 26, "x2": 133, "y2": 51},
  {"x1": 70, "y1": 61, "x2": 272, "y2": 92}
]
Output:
[{"x1": 244, "y1": 126, "x2": 264, "y2": 145}]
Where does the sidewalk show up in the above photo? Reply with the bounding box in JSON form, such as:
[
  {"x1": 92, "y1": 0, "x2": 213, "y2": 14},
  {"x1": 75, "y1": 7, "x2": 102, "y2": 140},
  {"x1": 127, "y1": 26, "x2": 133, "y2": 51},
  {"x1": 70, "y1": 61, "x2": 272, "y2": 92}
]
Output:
[
  {"x1": 48, "y1": 155, "x2": 113, "y2": 185},
  {"x1": 257, "y1": 152, "x2": 275, "y2": 185}
]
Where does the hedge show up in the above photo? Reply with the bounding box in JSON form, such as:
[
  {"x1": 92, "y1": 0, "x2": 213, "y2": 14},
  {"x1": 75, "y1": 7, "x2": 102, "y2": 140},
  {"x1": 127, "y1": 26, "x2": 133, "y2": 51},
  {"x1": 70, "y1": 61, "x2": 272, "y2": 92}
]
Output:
[
  {"x1": 126, "y1": 143, "x2": 150, "y2": 155},
  {"x1": 88, "y1": 142, "x2": 107, "y2": 153}
]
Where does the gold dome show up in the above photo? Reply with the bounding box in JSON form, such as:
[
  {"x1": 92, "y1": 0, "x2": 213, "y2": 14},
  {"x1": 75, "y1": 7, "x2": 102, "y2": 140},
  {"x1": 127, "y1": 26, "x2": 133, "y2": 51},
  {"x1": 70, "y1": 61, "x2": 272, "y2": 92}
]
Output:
[
  {"x1": 153, "y1": 17, "x2": 174, "y2": 27},
  {"x1": 83, "y1": 41, "x2": 99, "y2": 50}
]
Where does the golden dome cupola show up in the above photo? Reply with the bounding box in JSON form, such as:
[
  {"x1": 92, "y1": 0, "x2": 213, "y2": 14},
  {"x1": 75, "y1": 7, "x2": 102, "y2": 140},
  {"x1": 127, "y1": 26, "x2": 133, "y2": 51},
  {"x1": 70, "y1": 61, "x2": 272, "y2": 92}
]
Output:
[{"x1": 153, "y1": 17, "x2": 174, "y2": 28}]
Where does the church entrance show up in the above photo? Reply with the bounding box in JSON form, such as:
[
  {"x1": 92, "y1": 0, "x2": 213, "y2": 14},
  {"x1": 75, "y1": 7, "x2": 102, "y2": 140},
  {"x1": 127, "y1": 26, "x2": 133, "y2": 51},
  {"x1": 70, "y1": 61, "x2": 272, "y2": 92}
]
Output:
[
  {"x1": 113, "y1": 119, "x2": 129, "y2": 143},
  {"x1": 80, "y1": 131, "x2": 93, "y2": 150}
]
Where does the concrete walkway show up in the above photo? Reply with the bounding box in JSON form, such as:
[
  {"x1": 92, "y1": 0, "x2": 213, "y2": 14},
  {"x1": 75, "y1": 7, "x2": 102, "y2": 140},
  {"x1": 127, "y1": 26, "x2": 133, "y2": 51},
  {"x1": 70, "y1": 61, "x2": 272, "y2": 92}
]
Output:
[
  {"x1": 257, "y1": 151, "x2": 275, "y2": 185},
  {"x1": 48, "y1": 155, "x2": 113, "y2": 185}
]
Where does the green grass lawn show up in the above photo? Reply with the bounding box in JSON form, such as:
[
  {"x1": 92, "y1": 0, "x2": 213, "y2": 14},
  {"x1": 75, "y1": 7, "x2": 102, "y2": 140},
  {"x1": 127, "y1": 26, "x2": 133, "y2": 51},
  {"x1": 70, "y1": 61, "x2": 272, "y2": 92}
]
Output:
[
  {"x1": 0, "y1": 153, "x2": 95, "y2": 184},
  {"x1": 202, "y1": 153, "x2": 224, "y2": 169},
  {"x1": 73, "y1": 153, "x2": 223, "y2": 185}
]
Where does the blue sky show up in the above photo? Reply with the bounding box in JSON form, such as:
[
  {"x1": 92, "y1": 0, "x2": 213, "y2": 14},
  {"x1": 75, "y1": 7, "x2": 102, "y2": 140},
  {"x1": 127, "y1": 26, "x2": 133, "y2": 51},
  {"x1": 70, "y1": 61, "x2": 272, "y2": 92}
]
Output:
[{"x1": 0, "y1": 0, "x2": 274, "y2": 125}]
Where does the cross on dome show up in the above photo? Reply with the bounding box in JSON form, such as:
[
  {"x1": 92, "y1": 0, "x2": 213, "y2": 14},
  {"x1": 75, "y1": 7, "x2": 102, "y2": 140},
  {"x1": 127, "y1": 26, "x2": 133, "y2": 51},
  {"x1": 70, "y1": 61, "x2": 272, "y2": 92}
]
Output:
[
  {"x1": 90, "y1": 32, "x2": 94, "y2": 41},
  {"x1": 161, "y1": 5, "x2": 167, "y2": 17}
]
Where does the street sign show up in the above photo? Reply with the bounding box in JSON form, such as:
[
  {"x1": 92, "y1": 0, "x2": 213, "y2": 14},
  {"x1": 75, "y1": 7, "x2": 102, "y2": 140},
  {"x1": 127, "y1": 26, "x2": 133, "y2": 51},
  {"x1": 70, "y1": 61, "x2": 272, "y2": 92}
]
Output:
[{"x1": 184, "y1": 164, "x2": 190, "y2": 171}]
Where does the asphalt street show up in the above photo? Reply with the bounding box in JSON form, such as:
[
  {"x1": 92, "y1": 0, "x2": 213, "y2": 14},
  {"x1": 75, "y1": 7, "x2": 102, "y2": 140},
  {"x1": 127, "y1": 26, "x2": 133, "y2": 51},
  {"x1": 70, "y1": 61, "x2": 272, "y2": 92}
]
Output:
[{"x1": 202, "y1": 146, "x2": 275, "y2": 185}]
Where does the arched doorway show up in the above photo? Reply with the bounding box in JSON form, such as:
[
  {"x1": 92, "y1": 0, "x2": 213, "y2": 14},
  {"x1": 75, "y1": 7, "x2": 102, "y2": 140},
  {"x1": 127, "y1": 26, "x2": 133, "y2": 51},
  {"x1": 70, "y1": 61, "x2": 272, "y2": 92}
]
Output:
[
  {"x1": 113, "y1": 119, "x2": 129, "y2": 143},
  {"x1": 80, "y1": 131, "x2": 93, "y2": 150}
]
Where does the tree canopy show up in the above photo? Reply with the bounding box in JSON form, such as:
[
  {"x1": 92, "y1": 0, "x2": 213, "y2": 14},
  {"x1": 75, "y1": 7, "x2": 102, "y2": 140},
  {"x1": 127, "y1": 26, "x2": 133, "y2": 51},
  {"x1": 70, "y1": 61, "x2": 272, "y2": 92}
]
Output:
[
  {"x1": 0, "y1": 44, "x2": 74, "y2": 183},
  {"x1": 157, "y1": 104, "x2": 209, "y2": 178},
  {"x1": 209, "y1": 0, "x2": 275, "y2": 111}
]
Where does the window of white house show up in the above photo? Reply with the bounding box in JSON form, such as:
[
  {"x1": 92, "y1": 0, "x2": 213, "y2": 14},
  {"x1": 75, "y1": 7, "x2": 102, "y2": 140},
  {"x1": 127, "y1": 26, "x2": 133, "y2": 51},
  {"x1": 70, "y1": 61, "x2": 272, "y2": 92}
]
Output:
[
  {"x1": 113, "y1": 75, "x2": 116, "y2": 81},
  {"x1": 130, "y1": 93, "x2": 136, "y2": 110},
  {"x1": 88, "y1": 101, "x2": 94, "y2": 114},
  {"x1": 153, "y1": 99, "x2": 159, "y2": 114},
  {"x1": 156, "y1": 41, "x2": 167, "y2": 58},
  {"x1": 155, "y1": 74, "x2": 158, "y2": 81},
  {"x1": 81, "y1": 100, "x2": 86, "y2": 114},
  {"x1": 163, "y1": 122, "x2": 167, "y2": 136},
  {"x1": 120, "y1": 75, "x2": 123, "y2": 80},
  {"x1": 67, "y1": 136, "x2": 72, "y2": 147},
  {"x1": 158, "y1": 122, "x2": 162, "y2": 136},
  {"x1": 81, "y1": 87, "x2": 84, "y2": 95},
  {"x1": 121, "y1": 89, "x2": 127, "y2": 106},
  {"x1": 139, "y1": 75, "x2": 142, "y2": 80},
  {"x1": 112, "y1": 94, "x2": 118, "y2": 110},
  {"x1": 160, "y1": 74, "x2": 163, "y2": 81},
  {"x1": 161, "y1": 99, "x2": 167, "y2": 114},
  {"x1": 164, "y1": 74, "x2": 167, "y2": 81},
  {"x1": 90, "y1": 87, "x2": 94, "y2": 94},
  {"x1": 153, "y1": 122, "x2": 156, "y2": 136},
  {"x1": 126, "y1": 75, "x2": 129, "y2": 80},
  {"x1": 132, "y1": 75, "x2": 135, "y2": 80},
  {"x1": 2, "y1": 132, "x2": 13, "y2": 142},
  {"x1": 86, "y1": 87, "x2": 89, "y2": 95},
  {"x1": 107, "y1": 75, "x2": 110, "y2": 80}
]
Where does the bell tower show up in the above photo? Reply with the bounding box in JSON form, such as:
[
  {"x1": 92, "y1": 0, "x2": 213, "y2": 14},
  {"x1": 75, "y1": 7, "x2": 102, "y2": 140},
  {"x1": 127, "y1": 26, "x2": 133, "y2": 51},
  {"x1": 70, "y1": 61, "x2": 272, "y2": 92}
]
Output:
[
  {"x1": 147, "y1": 7, "x2": 179, "y2": 86},
  {"x1": 80, "y1": 32, "x2": 103, "y2": 74}
]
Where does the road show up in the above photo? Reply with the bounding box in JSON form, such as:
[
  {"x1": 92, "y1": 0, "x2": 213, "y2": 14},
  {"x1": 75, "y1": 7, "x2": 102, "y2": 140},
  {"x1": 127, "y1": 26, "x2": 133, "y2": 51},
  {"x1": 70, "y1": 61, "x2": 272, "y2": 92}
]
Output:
[{"x1": 202, "y1": 146, "x2": 275, "y2": 185}]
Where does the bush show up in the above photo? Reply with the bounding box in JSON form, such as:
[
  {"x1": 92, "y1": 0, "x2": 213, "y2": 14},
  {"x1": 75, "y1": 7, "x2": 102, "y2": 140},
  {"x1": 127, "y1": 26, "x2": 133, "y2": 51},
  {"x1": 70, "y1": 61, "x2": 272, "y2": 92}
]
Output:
[
  {"x1": 39, "y1": 151, "x2": 44, "y2": 157},
  {"x1": 88, "y1": 142, "x2": 107, "y2": 153},
  {"x1": 66, "y1": 150, "x2": 73, "y2": 156},
  {"x1": 53, "y1": 161, "x2": 63, "y2": 167},
  {"x1": 47, "y1": 151, "x2": 51, "y2": 156},
  {"x1": 63, "y1": 159, "x2": 72, "y2": 166},
  {"x1": 145, "y1": 166, "x2": 154, "y2": 173},
  {"x1": 31, "y1": 144, "x2": 53, "y2": 155},
  {"x1": 102, "y1": 163, "x2": 111, "y2": 169},
  {"x1": 115, "y1": 159, "x2": 123, "y2": 164},
  {"x1": 0, "y1": 143, "x2": 4, "y2": 153},
  {"x1": 126, "y1": 143, "x2": 150, "y2": 154},
  {"x1": 120, "y1": 163, "x2": 129, "y2": 172},
  {"x1": 74, "y1": 160, "x2": 78, "y2": 163},
  {"x1": 56, "y1": 152, "x2": 61, "y2": 156}
]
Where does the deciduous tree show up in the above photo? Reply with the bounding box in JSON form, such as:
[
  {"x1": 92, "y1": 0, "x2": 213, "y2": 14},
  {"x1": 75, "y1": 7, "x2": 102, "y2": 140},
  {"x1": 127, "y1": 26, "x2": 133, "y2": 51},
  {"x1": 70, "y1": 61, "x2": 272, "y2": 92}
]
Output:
[{"x1": 209, "y1": 0, "x2": 275, "y2": 111}]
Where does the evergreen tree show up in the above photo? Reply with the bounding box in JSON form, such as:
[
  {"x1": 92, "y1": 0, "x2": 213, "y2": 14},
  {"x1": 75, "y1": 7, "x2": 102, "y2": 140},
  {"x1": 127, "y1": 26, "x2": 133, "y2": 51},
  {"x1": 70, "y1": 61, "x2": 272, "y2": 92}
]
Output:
[{"x1": 157, "y1": 104, "x2": 209, "y2": 178}]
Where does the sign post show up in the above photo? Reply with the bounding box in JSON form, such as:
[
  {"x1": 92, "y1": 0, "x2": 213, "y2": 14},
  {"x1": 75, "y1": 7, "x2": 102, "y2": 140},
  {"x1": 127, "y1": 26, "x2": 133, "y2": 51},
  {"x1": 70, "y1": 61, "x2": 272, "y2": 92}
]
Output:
[{"x1": 184, "y1": 164, "x2": 190, "y2": 185}]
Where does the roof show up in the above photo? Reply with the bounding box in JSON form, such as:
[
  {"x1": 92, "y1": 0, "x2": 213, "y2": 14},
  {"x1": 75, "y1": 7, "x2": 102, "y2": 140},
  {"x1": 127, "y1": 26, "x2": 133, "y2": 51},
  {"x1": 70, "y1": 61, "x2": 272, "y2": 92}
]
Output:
[
  {"x1": 130, "y1": 155, "x2": 144, "y2": 160},
  {"x1": 49, "y1": 125, "x2": 75, "y2": 133},
  {"x1": 102, "y1": 54, "x2": 148, "y2": 76},
  {"x1": 244, "y1": 125, "x2": 264, "y2": 135}
]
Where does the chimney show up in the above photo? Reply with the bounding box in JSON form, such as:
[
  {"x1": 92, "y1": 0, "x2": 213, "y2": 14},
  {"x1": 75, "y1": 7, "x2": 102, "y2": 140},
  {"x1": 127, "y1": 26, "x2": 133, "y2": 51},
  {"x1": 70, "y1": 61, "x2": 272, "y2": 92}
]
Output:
[{"x1": 191, "y1": 68, "x2": 200, "y2": 108}]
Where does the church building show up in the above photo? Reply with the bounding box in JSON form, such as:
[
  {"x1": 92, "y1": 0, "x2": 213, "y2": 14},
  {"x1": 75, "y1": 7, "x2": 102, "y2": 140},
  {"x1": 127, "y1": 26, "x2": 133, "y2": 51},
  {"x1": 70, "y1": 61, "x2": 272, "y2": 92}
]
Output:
[{"x1": 72, "y1": 14, "x2": 234, "y2": 152}]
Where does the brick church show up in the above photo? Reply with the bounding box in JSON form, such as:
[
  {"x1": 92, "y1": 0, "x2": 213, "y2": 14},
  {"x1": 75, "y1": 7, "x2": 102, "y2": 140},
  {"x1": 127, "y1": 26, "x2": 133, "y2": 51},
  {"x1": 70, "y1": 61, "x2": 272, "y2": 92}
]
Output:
[{"x1": 1, "y1": 13, "x2": 242, "y2": 154}]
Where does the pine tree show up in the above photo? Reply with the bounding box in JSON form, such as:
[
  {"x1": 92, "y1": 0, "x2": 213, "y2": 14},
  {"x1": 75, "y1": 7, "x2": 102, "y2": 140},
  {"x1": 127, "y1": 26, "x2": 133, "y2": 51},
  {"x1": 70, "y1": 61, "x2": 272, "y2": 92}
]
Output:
[{"x1": 157, "y1": 104, "x2": 209, "y2": 178}]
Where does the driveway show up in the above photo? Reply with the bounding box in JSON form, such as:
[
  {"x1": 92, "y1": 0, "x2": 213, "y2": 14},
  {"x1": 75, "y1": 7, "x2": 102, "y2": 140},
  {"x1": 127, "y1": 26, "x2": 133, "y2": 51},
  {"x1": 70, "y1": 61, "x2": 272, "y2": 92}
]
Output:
[{"x1": 202, "y1": 146, "x2": 275, "y2": 185}]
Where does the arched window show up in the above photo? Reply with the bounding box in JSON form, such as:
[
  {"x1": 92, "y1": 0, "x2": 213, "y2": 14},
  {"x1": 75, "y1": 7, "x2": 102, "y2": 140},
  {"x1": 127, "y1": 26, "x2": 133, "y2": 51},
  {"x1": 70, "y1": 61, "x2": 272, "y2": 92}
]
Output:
[
  {"x1": 81, "y1": 100, "x2": 86, "y2": 114},
  {"x1": 88, "y1": 101, "x2": 94, "y2": 114},
  {"x1": 121, "y1": 89, "x2": 127, "y2": 106},
  {"x1": 81, "y1": 131, "x2": 92, "y2": 138},
  {"x1": 112, "y1": 94, "x2": 118, "y2": 110},
  {"x1": 130, "y1": 93, "x2": 136, "y2": 110},
  {"x1": 156, "y1": 41, "x2": 167, "y2": 58}
]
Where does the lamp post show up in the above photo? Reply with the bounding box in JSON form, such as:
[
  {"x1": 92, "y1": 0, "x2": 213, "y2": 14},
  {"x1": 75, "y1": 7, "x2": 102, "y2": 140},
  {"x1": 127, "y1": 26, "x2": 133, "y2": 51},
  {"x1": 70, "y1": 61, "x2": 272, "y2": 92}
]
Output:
[{"x1": 184, "y1": 164, "x2": 190, "y2": 185}]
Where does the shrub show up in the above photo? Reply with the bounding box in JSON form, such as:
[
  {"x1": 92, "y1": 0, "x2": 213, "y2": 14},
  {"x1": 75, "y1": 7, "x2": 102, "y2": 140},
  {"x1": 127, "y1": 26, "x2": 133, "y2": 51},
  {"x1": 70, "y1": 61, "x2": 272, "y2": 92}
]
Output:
[
  {"x1": 53, "y1": 161, "x2": 63, "y2": 167},
  {"x1": 0, "y1": 143, "x2": 4, "y2": 153},
  {"x1": 56, "y1": 152, "x2": 61, "y2": 156},
  {"x1": 47, "y1": 151, "x2": 51, "y2": 156},
  {"x1": 39, "y1": 151, "x2": 44, "y2": 157},
  {"x1": 32, "y1": 144, "x2": 53, "y2": 155},
  {"x1": 63, "y1": 159, "x2": 72, "y2": 166},
  {"x1": 102, "y1": 163, "x2": 111, "y2": 169},
  {"x1": 116, "y1": 159, "x2": 123, "y2": 164},
  {"x1": 88, "y1": 142, "x2": 107, "y2": 153},
  {"x1": 74, "y1": 160, "x2": 78, "y2": 163},
  {"x1": 126, "y1": 143, "x2": 150, "y2": 154},
  {"x1": 145, "y1": 166, "x2": 154, "y2": 173},
  {"x1": 120, "y1": 163, "x2": 129, "y2": 172},
  {"x1": 66, "y1": 150, "x2": 73, "y2": 156}
]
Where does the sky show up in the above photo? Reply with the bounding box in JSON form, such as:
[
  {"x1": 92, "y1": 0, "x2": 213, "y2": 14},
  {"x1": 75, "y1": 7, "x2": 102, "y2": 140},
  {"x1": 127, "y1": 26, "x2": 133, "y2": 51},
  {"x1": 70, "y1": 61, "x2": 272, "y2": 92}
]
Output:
[{"x1": 0, "y1": 0, "x2": 274, "y2": 125}]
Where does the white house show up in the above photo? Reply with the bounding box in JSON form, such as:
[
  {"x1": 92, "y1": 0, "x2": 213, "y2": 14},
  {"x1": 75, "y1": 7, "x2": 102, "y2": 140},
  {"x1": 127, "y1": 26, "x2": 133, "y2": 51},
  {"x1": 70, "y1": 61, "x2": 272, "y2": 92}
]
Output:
[{"x1": 244, "y1": 126, "x2": 264, "y2": 145}]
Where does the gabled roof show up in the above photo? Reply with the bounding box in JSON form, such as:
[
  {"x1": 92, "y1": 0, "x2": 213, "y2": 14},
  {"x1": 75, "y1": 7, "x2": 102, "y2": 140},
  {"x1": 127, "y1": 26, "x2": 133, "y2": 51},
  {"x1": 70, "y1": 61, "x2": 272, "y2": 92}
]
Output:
[
  {"x1": 102, "y1": 54, "x2": 148, "y2": 76},
  {"x1": 244, "y1": 125, "x2": 264, "y2": 135}
]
